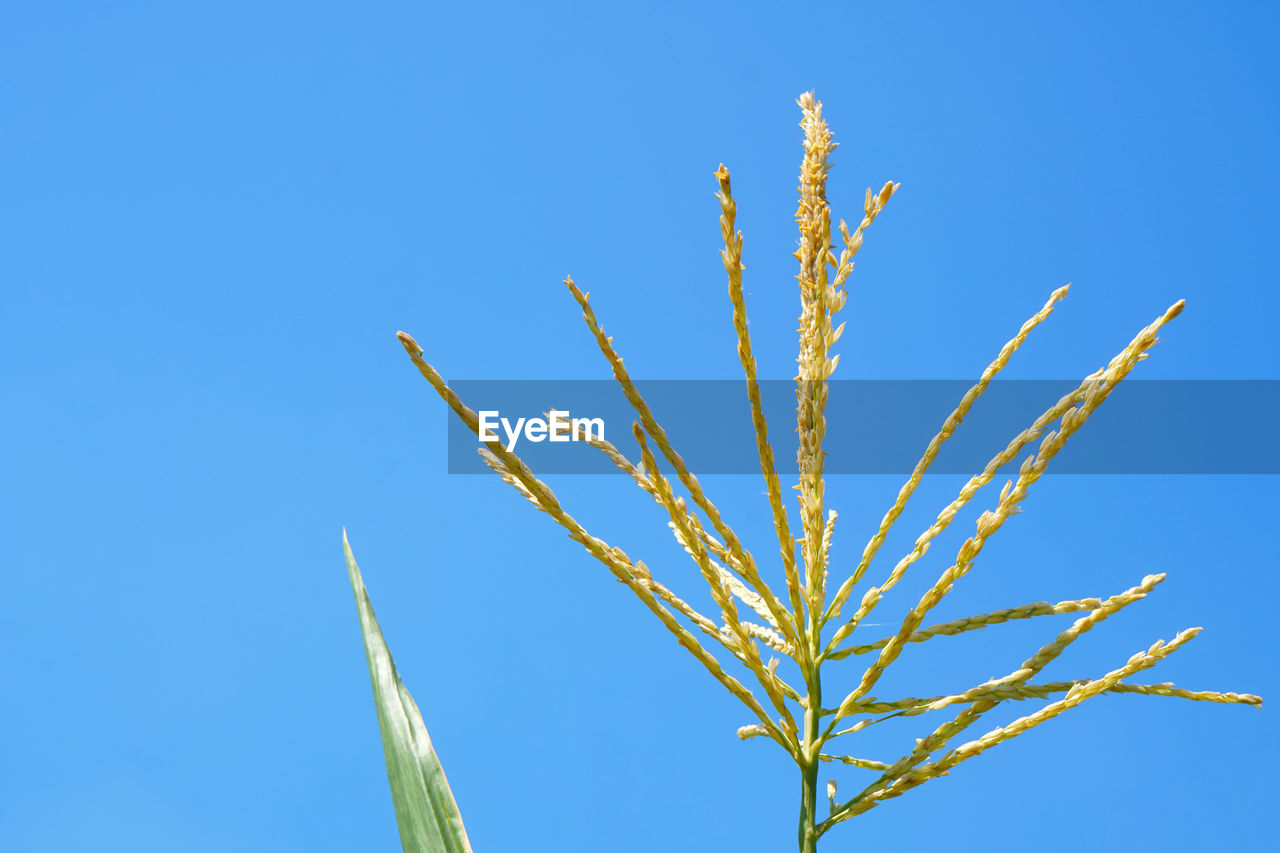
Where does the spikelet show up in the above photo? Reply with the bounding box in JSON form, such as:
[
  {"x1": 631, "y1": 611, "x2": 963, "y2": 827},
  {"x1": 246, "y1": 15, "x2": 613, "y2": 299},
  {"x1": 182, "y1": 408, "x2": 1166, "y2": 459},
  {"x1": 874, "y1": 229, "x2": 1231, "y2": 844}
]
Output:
[
  {"x1": 563, "y1": 276, "x2": 802, "y2": 650},
  {"x1": 631, "y1": 423, "x2": 800, "y2": 742},
  {"x1": 823, "y1": 299, "x2": 1183, "y2": 660},
  {"x1": 840, "y1": 680, "x2": 1262, "y2": 716},
  {"x1": 827, "y1": 593, "x2": 1105, "y2": 660},
  {"x1": 818, "y1": 755, "x2": 889, "y2": 772},
  {"x1": 823, "y1": 284, "x2": 1069, "y2": 624},
  {"x1": 397, "y1": 332, "x2": 796, "y2": 754},
  {"x1": 825, "y1": 630, "x2": 1203, "y2": 828},
  {"x1": 793, "y1": 92, "x2": 841, "y2": 630},
  {"x1": 717, "y1": 163, "x2": 807, "y2": 645}
]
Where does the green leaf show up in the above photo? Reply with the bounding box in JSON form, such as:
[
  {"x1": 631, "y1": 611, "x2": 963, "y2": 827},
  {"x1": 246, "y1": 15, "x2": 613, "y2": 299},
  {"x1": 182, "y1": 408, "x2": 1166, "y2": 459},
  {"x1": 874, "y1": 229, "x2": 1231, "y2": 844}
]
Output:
[{"x1": 344, "y1": 530, "x2": 475, "y2": 853}]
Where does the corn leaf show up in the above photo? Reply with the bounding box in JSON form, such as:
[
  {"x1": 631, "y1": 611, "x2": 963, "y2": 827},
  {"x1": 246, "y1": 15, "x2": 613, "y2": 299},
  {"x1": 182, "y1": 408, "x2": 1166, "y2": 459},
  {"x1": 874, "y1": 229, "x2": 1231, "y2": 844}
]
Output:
[{"x1": 344, "y1": 530, "x2": 474, "y2": 853}]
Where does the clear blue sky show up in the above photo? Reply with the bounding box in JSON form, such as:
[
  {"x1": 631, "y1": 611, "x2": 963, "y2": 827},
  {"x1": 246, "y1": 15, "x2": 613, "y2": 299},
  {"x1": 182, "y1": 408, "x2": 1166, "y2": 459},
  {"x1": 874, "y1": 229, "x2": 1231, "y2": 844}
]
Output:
[{"x1": 3, "y1": 2, "x2": 1276, "y2": 850}]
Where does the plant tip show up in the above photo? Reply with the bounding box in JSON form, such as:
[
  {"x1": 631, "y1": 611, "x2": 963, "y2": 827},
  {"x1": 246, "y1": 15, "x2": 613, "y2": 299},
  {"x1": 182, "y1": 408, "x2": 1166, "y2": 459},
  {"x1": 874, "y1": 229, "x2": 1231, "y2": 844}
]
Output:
[{"x1": 396, "y1": 331, "x2": 422, "y2": 355}]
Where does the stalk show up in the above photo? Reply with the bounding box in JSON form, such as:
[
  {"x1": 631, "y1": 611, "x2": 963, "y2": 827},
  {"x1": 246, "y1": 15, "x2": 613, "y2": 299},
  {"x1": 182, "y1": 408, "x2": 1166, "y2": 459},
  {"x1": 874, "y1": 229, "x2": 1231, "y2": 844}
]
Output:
[
  {"x1": 798, "y1": 668, "x2": 822, "y2": 852},
  {"x1": 798, "y1": 759, "x2": 819, "y2": 853},
  {"x1": 798, "y1": 615, "x2": 823, "y2": 852}
]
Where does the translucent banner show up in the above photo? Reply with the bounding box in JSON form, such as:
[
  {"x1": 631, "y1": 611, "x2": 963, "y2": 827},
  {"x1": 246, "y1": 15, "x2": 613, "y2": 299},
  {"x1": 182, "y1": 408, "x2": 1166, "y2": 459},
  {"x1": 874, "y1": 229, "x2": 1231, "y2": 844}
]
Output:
[{"x1": 437, "y1": 380, "x2": 1280, "y2": 475}]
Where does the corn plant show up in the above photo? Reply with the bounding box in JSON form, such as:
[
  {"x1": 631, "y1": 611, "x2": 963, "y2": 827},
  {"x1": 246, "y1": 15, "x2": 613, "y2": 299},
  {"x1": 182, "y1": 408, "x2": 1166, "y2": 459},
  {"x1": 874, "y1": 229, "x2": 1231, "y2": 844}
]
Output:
[{"x1": 347, "y1": 92, "x2": 1261, "y2": 852}]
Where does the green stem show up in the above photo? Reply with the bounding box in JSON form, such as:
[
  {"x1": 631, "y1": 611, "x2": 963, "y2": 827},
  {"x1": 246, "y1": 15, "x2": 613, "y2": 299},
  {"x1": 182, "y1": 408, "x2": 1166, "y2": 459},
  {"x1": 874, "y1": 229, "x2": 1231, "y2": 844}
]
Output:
[
  {"x1": 798, "y1": 756, "x2": 820, "y2": 853},
  {"x1": 798, "y1": 652, "x2": 822, "y2": 852}
]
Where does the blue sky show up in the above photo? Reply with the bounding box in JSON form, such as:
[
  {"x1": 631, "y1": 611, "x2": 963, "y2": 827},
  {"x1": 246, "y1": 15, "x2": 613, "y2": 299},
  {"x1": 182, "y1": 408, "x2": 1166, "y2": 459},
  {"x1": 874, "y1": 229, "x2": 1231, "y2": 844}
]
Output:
[{"x1": 2, "y1": 2, "x2": 1276, "y2": 850}]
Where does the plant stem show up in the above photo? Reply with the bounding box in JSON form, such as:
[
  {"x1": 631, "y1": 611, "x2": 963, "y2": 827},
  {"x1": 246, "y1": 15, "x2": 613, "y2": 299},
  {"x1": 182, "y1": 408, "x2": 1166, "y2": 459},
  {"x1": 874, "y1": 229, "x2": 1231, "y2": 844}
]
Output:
[
  {"x1": 798, "y1": 659, "x2": 822, "y2": 852},
  {"x1": 798, "y1": 755, "x2": 820, "y2": 853}
]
